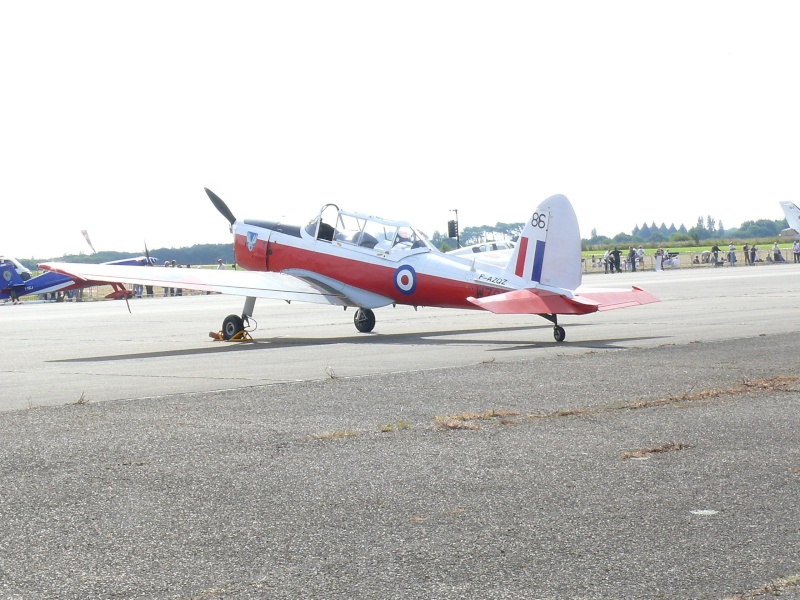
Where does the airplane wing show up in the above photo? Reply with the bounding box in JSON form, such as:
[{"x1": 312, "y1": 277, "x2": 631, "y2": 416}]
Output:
[
  {"x1": 39, "y1": 263, "x2": 349, "y2": 306},
  {"x1": 466, "y1": 286, "x2": 659, "y2": 315}
]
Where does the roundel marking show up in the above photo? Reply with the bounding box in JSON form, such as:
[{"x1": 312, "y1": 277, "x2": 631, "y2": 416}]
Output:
[
  {"x1": 3, "y1": 270, "x2": 12, "y2": 282},
  {"x1": 394, "y1": 265, "x2": 417, "y2": 295}
]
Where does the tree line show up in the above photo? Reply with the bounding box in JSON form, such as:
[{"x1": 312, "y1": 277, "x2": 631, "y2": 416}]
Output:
[
  {"x1": 586, "y1": 215, "x2": 788, "y2": 246},
  {"x1": 430, "y1": 213, "x2": 789, "y2": 251},
  {"x1": 18, "y1": 212, "x2": 790, "y2": 269}
]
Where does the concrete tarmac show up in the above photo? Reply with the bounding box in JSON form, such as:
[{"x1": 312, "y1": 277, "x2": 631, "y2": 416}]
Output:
[{"x1": 1, "y1": 264, "x2": 799, "y2": 598}]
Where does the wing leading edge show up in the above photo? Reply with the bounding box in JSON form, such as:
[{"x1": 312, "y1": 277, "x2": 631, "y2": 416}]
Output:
[
  {"x1": 467, "y1": 286, "x2": 659, "y2": 315},
  {"x1": 39, "y1": 263, "x2": 348, "y2": 306}
]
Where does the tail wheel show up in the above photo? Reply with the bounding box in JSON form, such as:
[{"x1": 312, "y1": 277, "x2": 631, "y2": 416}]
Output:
[
  {"x1": 553, "y1": 326, "x2": 566, "y2": 343},
  {"x1": 222, "y1": 314, "x2": 245, "y2": 340},
  {"x1": 354, "y1": 308, "x2": 376, "y2": 333}
]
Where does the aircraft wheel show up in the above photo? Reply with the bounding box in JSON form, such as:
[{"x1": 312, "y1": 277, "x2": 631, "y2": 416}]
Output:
[
  {"x1": 354, "y1": 308, "x2": 376, "y2": 333},
  {"x1": 222, "y1": 314, "x2": 245, "y2": 340},
  {"x1": 553, "y1": 326, "x2": 566, "y2": 343}
]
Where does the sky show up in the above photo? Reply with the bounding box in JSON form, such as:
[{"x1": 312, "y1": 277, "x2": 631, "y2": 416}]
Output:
[{"x1": 2, "y1": 1, "x2": 799, "y2": 259}]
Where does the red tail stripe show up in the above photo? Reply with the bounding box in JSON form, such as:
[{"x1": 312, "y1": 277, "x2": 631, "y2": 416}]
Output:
[{"x1": 514, "y1": 236, "x2": 529, "y2": 277}]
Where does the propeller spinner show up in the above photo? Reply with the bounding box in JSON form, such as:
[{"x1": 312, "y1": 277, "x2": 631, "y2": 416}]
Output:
[{"x1": 205, "y1": 187, "x2": 236, "y2": 225}]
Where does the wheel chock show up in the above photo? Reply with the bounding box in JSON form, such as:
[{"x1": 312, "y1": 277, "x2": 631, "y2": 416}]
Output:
[
  {"x1": 209, "y1": 330, "x2": 253, "y2": 342},
  {"x1": 230, "y1": 330, "x2": 253, "y2": 342}
]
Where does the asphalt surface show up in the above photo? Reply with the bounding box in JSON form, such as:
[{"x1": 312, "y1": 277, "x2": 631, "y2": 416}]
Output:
[{"x1": 1, "y1": 264, "x2": 799, "y2": 599}]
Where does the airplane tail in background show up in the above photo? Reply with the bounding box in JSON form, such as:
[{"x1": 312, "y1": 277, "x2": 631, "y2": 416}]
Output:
[
  {"x1": 1, "y1": 262, "x2": 25, "y2": 298},
  {"x1": 506, "y1": 194, "x2": 582, "y2": 292},
  {"x1": 779, "y1": 201, "x2": 800, "y2": 238}
]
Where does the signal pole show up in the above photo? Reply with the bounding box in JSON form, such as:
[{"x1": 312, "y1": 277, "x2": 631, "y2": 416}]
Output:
[{"x1": 448, "y1": 208, "x2": 460, "y2": 248}]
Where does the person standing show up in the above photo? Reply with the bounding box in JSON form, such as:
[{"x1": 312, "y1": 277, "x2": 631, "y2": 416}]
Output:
[
  {"x1": 163, "y1": 261, "x2": 171, "y2": 296},
  {"x1": 627, "y1": 246, "x2": 637, "y2": 272},
  {"x1": 728, "y1": 243, "x2": 736, "y2": 266},
  {"x1": 603, "y1": 249, "x2": 610, "y2": 274},
  {"x1": 610, "y1": 247, "x2": 622, "y2": 273},
  {"x1": 750, "y1": 244, "x2": 757, "y2": 265},
  {"x1": 773, "y1": 242, "x2": 781, "y2": 262},
  {"x1": 743, "y1": 242, "x2": 750, "y2": 266},
  {"x1": 637, "y1": 246, "x2": 645, "y2": 270},
  {"x1": 711, "y1": 243, "x2": 720, "y2": 267},
  {"x1": 793, "y1": 240, "x2": 800, "y2": 263},
  {"x1": 172, "y1": 260, "x2": 182, "y2": 296}
]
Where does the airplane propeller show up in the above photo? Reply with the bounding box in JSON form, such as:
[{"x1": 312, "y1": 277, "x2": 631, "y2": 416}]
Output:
[{"x1": 205, "y1": 187, "x2": 236, "y2": 225}]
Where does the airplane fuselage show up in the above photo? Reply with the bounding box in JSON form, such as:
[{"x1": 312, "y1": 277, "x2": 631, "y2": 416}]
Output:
[{"x1": 232, "y1": 220, "x2": 511, "y2": 309}]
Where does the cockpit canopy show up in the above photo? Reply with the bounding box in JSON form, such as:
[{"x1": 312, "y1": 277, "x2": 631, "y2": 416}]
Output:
[{"x1": 304, "y1": 204, "x2": 437, "y2": 253}]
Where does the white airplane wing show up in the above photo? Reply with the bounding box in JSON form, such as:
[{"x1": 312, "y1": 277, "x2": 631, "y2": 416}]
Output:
[{"x1": 39, "y1": 262, "x2": 348, "y2": 306}]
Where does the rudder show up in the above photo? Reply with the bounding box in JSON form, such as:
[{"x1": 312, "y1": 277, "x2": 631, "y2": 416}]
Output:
[{"x1": 506, "y1": 194, "x2": 582, "y2": 291}]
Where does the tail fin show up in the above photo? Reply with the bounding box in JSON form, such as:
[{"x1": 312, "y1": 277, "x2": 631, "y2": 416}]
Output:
[
  {"x1": 506, "y1": 194, "x2": 582, "y2": 291},
  {"x1": 1, "y1": 261, "x2": 25, "y2": 294}
]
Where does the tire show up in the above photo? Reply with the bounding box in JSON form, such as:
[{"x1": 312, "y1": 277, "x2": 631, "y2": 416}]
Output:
[
  {"x1": 354, "y1": 308, "x2": 376, "y2": 333},
  {"x1": 222, "y1": 314, "x2": 245, "y2": 340},
  {"x1": 553, "y1": 326, "x2": 566, "y2": 343}
]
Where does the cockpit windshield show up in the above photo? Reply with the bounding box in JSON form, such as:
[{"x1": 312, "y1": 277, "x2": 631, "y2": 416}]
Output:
[
  {"x1": 336, "y1": 211, "x2": 435, "y2": 252},
  {"x1": 305, "y1": 205, "x2": 436, "y2": 253}
]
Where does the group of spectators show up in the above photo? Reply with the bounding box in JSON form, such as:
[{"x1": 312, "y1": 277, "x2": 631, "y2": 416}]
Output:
[
  {"x1": 592, "y1": 246, "x2": 646, "y2": 273},
  {"x1": 591, "y1": 241, "x2": 800, "y2": 272},
  {"x1": 709, "y1": 241, "x2": 800, "y2": 266}
]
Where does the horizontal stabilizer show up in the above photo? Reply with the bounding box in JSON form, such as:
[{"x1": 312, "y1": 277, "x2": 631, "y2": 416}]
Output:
[
  {"x1": 467, "y1": 289, "x2": 598, "y2": 315},
  {"x1": 573, "y1": 286, "x2": 660, "y2": 311},
  {"x1": 467, "y1": 286, "x2": 659, "y2": 315}
]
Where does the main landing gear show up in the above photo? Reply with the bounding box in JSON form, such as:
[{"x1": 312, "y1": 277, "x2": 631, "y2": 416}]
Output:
[
  {"x1": 541, "y1": 314, "x2": 566, "y2": 343},
  {"x1": 354, "y1": 308, "x2": 376, "y2": 333},
  {"x1": 211, "y1": 296, "x2": 256, "y2": 341},
  {"x1": 214, "y1": 301, "x2": 565, "y2": 341},
  {"x1": 212, "y1": 298, "x2": 378, "y2": 340},
  {"x1": 222, "y1": 314, "x2": 246, "y2": 340}
]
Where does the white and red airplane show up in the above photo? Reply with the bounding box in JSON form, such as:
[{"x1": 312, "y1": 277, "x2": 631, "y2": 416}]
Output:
[{"x1": 41, "y1": 189, "x2": 658, "y2": 342}]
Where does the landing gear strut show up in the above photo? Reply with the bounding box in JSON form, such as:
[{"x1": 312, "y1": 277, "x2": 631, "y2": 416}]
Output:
[{"x1": 354, "y1": 308, "x2": 376, "y2": 333}]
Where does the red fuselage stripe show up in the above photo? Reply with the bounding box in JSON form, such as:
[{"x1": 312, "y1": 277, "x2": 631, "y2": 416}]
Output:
[{"x1": 234, "y1": 233, "x2": 506, "y2": 309}]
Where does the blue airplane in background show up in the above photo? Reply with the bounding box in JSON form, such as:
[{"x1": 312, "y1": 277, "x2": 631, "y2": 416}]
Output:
[{"x1": 1, "y1": 255, "x2": 158, "y2": 304}]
